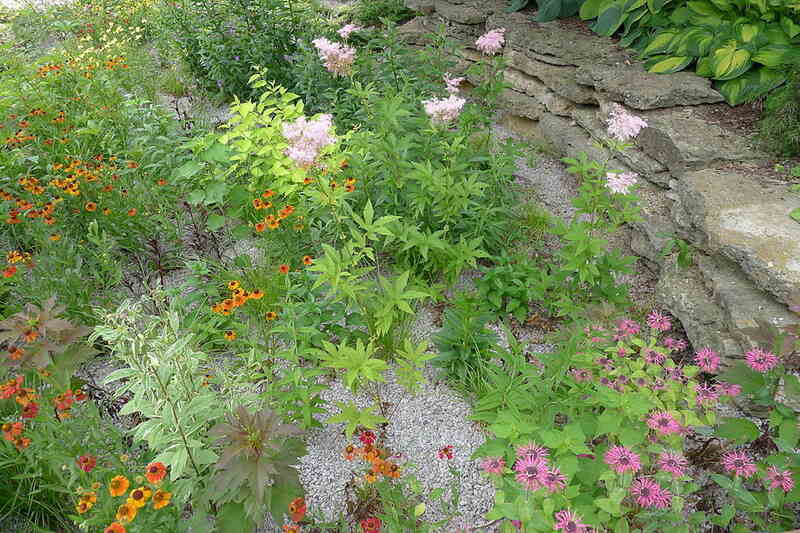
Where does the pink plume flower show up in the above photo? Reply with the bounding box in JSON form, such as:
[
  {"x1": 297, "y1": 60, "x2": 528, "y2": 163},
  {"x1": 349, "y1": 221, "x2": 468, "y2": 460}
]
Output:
[
  {"x1": 646, "y1": 411, "x2": 681, "y2": 435},
  {"x1": 514, "y1": 455, "x2": 548, "y2": 491},
  {"x1": 721, "y1": 451, "x2": 757, "y2": 478},
  {"x1": 744, "y1": 347, "x2": 780, "y2": 373},
  {"x1": 553, "y1": 509, "x2": 590, "y2": 532},
  {"x1": 605, "y1": 171, "x2": 638, "y2": 195},
  {"x1": 312, "y1": 37, "x2": 356, "y2": 77},
  {"x1": 617, "y1": 318, "x2": 640, "y2": 336},
  {"x1": 337, "y1": 24, "x2": 363, "y2": 39},
  {"x1": 695, "y1": 348, "x2": 721, "y2": 373},
  {"x1": 475, "y1": 28, "x2": 506, "y2": 55},
  {"x1": 606, "y1": 103, "x2": 648, "y2": 142},
  {"x1": 765, "y1": 466, "x2": 795, "y2": 492},
  {"x1": 657, "y1": 452, "x2": 688, "y2": 478},
  {"x1": 646, "y1": 310, "x2": 671, "y2": 332},
  {"x1": 423, "y1": 95, "x2": 466, "y2": 124},
  {"x1": 443, "y1": 73, "x2": 465, "y2": 94},
  {"x1": 282, "y1": 114, "x2": 335, "y2": 167},
  {"x1": 604, "y1": 446, "x2": 641, "y2": 474}
]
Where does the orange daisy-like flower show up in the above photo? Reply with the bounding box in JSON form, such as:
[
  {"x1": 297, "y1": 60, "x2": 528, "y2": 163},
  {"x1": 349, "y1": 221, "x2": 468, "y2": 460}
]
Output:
[
  {"x1": 255, "y1": 222, "x2": 266, "y2": 232},
  {"x1": 23, "y1": 329, "x2": 39, "y2": 342},
  {"x1": 233, "y1": 294, "x2": 247, "y2": 307},
  {"x1": 268, "y1": 220, "x2": 280, "y2": 230},
  {"x1": 330, "y1": 181, "x2": 339, "y2": 189},
  {"x1": 248, "y1": 289, "x2": 264, "y2": 300},
  {"x1": 49, "y1": 233, "x2": 61, "y2": 241},
  {"x1": 232, "y1": 287, "x2": 245, "y2": 297},
  {"x1": 127, "y1": 208, "x2": 137, "y2": 216},
  {"x1": 303, "y1": 177, "x2": 314, "y2": 185},
  {"x1": 227, "y1": 280, "x2": 240, "y2": 290},
  {"x1": 157, "y1": 179, "x2": 167, "y2": 186},
  {"x1": 8, "y1": 346, "x2": 23, "y2": 360},
  {"x1": 115, "y1": 502, "x2": 137, "y2": 523},
  {"x1": 344, "y1": 444, "x2": 356, "y2": 460},
  {"x1": 262, "y1": 189, "x2": 274, "y2": 199},
  {"x1": 127, "y1": 486, "x2": 152, "y2": 508},
  {"x1": 80, "y1": 491, "x2": 97, "y2": 504},
  {"x1": 345, "y1": 184, "x2": 355, "y2": 193},
  {"x1": 145, "y1": 462, "x2": 167, "y2": 484},
  {"x1": 253, "y1": 198, "x2": 264, "y2": 209},
  {"x1": 289, "y1": 497, "x2": 306, "y2": 522},
  {"x1": 364, "y1": 471, "x2": 378, "y2": 483},
  {"x1": 384, "y1": 462, "x2": 401, "y2": 479},
  {"x1": 152, "y1": 489, "x2": 171, "y2": 510},
  {"x1": 278, "y1": 264, "x2": 290, "y2": 274},
  {"x1": 302, "y1": 255, "x2": 313, "y2": 266},
  {"x1": 265, "y1": 311, "x2": 278, "y2": 321},
  {"x1": 103, "y1": 208, "x2": 112, "y2": 215},
  {"x1": 126, "y1": 161, "x2": 139, "y2": 169},
  {"x1": 3, "y1": 265, "x2": 16, "y2": 278},
  {"x1": 76, "y1": 501, "x2": 92, "y2": 514},
  {"x1": 224, "y1": 330, "x2": 237, "y2": 341},
  {"x1": 85, "y1": 202, "x2": 97, "y2": 212},
  {"x1": 345, "y1": 177, "x2": 356, "y2": 185},
  {"x1": 109, "y1": 475, "x2": 130, "y2": 497},
  {"x1": 282, "y1": 525, "x2": 301, "y2": 533},
  {"x1": 104, "y1": 523, "x2": 126, "y2": 533},
  {"x1": 14, "y1": 436, "x2": 31, "y2": 450},
  {"x1": 103, "y1": 185, "x2": 113, "y2": 192}
]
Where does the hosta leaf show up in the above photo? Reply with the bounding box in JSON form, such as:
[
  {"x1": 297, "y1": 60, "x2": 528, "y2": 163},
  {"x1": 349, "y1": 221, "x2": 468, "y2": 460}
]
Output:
[
  {"x1": 752, "y1": 44, "x2": 800, "y2": 67},
  {"x1": 641, "y1": 30, "x2": 680, "y2": 56},
  {"x1": 581, "y1": 0, "x2": 614, "y2": 19},
  {"x1": 715, "y1": 66, "x2": 785, "y2": 105},
  {"x1": 645, "y1": 55, "x2": 694, "y2": 73},
  {"x1": 592, "y1": 3, "x2": 627, "y2": 36},
  {"x1": 506, "y1": 0, "x2": 530, "y2": 12},
  {"x1": 686, "y1": 28, "x2": 716, "y2": 56},
  {"x1": 646, "y1": 0, "x2": 667, "y2": 13},
  {"x1": 780, "y1": 15, "x2": 800, "y2": 38},
  {"x1": 735, "y1": 23, "x2": 761, "y2": 43},
  {"x1": 710, "y1": 41, "x2": 752, "y2": 80}
]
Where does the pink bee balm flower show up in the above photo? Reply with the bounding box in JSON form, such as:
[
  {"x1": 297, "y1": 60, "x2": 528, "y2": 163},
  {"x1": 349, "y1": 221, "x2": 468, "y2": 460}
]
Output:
[
  {"x1": 553, "y1": 509, "x2": 590, "y2": 533},
  {"x1": 695, "y1": 348, "x2": 720, "y2": 373},
  {"x1": 646, "y1": 411, "x2": 681, "y2": 435},
  {"x1": 715, "y1": 381, "x2": 742, "y2": 397},
  {"x1": 657, "y1": 452, "x2": 688, "y2": 478},
  {"x1": 695, "y1": 382, "x2": 720, "y2": 404},
  {"x1": 570, "y1": 368, "x2": 592, "y2": 382},
  {"x1": 423, "y1": 95, "x2": 466, "y2": 124},
  {"x1": 443, "y1": 73, "x2": 465, "y2": 94},
  {"x1": 604, "y1": 446, "x2": 641, "y2": 474},
  {"x1": 744, "y1": 347, "x2": 780, "y2": 373},
  {"x1": 653, "y1": 486, "x2": 673, "y2": 509},
  {"x1": 312, "y1": 37, "x2": 356, "y2": 77},
  {"x1": 617, "y1": 318, "x2": 640, "y2": 336},
  {"x1": 765, "y1": 466, "x2": 795, "y2": 492},
  {"x1": 475, "y1": 28, "x2": 506, "y2": 55},
  {"x1": 337, "y1": 24, "x2": 363, "y2": 39},
  {"x1": 479, "y1": 456, "x2": 505, "y2": 475},
  {"x1": 282, "y1": 114, "x2": 335, "y2": 167},
  {"x1": 539, "y1": 466, "x2": 567, "y2": 493},
  {"x1": 516, "y1": 442, "x2": 549, "y2": 462},
  {"x1": 630, "y1": 477, "x2": 661, "y2": 507},
  {"x1": 605, "y1": 171, "x2": 638, "y2": 195},
  {"x1": 643, "y1": 348, "x2": 666, "y2": 365},
  {"x1": 721, "y1": 451, "x2": 757, "y2": 478},
  {"x1": 646, "y1": 310, "x2": 671, "y2": 332},
  {"x1": 606, "y1": 103, "x2": 648, "y2": 142},
  {"x1": 514, "y1": 455, "x2": 547, "y2": 491}
]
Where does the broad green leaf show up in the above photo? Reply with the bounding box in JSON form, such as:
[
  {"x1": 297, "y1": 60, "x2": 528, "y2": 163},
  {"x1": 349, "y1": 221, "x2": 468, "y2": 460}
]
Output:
[
  {"x1": 580, "y1": 0, "x2": 613, "y2": 19},
  {"x1": 645, "y1": 55, "x2": 693, "y2": 73},
  {"x1": 593, "y1": 4, "x2": 627, "y2": 36},
  {"x1": 642, "y1": 30, "x2": 680, "y2": 56},
  {"x1": 710, "y1": 41, "x2": 753, "y2": 80},
  {"x1": 206, "y1": 214, "x2": 226, "y2": 231},
  {"x1": 716, "y1": 417, "x2": 760, "y2": 444}
]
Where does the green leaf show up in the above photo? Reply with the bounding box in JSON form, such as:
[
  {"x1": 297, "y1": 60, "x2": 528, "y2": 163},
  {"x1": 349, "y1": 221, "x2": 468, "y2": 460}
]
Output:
[
  {"x1": 581, "y1": 0, "x2": 614, "y2": 19},
  {"x1": 645, "y1": 55, "x2": 693, "y2": 73},
  {"x1": 206, "y1": 214, "x2": 226, "y2": 231},
  {"x1": 592, "y1": 4, "x2": 627, "y2": 37},
  {"x1": 174, "y1": 160, "x2": 202, "y2": 180},
  {"x1": 791, "y1": 208, "x2": 800, "y2": 224},
  {"x1": 414, "y1": 502, "x2": 426, "y2": 517},
  {"x1": 716, "y1": 417, "x2": 760, "y2": 444},
  {"x1": 781, "y1": 16, "x2": 800, "y2": 38},
  {"x1": 718, "y1": 362, "x2": 766, "y2": 394},
  {"x1": 710, "y1": 40, "x2": 753, "y2": 80},
  {"x1": 642, "y1": 30, "x2": 680, "y2": 56}
]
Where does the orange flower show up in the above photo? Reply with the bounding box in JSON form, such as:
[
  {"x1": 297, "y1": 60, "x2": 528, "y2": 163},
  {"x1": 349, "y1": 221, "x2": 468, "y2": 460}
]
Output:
[
  {"x1": 345, "y1": 177, "x2": 356, "y2": 185},
  {"x1": 384, "y1": 462, "x2": 401, "y2": 479},
  {"x1": 157, "y1": 179, "x2": 167, "y2": 186},
  {"x1": 80, "y1": 491, "x2": 98, "y2": 504},
  {"x1": 152, "y1": 489, "x2": 171, "y2": 510},
  {"x1": 364, "y1": 471, "x2": 377, "y2": 483},
  {"x1": 76, "y1": 501, "x2": 92, "y2": 514},
  {"x1": 224, "y1": 330, "x2": 236, "y2": 341},
  {"x1": 303, "y1": 177, "x2": 314, "y2": 185},
  {"x1": 49, "y1": 234, "x2": 61, "y2": 241},
  {"x1": 282, "y1": 526, "x2": 301, "y2": 533},
  {"x1": 248, "y1": 289, "x2": 264, "y2": 300},
  {"x1": 268, "y1": 219, "x2": 280, "y2": 230},
  {"x1": 14, "y1": 436, "x2": 31, "y2": 450},
  {"x1": 127, "y1": 486, "x2": 152, "y2": 508},
  {"x1": 126, "y1": 161, "x2": 139, "y2": 169},
  {"x1": 262, "y1": 190, "x2": 274, "y2": 199},
  {"x1": 23, "y1": 329, "x2": 38, "y2": 342},
  {"x1": 252, "y1": 198, "x2": 264, "y2": 209},
  {"x1": 103, "y1": 185, "x2": 114, "y2": 192},
  {"x1": 279, "y1": 264, "x2": 289, "y2": 274},
  {"x1": 227, "y1": 280, "x2": 240, "y2": 290},
  {"x1": 302, "y1": 255, "x2": 313, "y2": 266},
  {"x1": 265, "y1": 311, "x2": 278, "y2": 321},
  {"x1": 104, "y1": 523, "x2": 126, "y2": 533},
  {"x1": 255, "y1": 222, "x2": 266, "y2": 232},
  {"x1": 145, "y1": 462, "x2": 167, "y2": 484},
  {"x1": 344, "y1": 444, "x2": 356, "y2": 460},
  {"x1": 103, "y1": 208, "x2": 111, "y2": 215},
  {"x1": 345, "y1": 184, "x2": 355, "y2": 193},
  {"x1": 289, "y1": 497, "x2": 306, "y2": 522},
  {"x1": 3, "y1": 265, "x2": 16, "y2": 278},
  {"x1": 115, "y1": 502, "x2": 137, "y2": 523},
  {"x1": 109, "y1": 475, "x2": 130, "y2": 497},
  {"x1": 127, "y1": 208, "x2": 137, "y2": 216},
  {"x1": 85, "y1": 202, "x2": 97, "y2": 212},
  {"x1": 330, "y1": 181, "x2": 338, "y2": 189},
  {"x1": 8, "y1": 346, "x2": 23, "y2": 360}
]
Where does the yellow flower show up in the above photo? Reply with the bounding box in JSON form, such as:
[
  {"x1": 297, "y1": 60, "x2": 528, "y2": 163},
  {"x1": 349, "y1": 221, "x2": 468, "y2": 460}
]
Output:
[
  {"x1": 109, "y1": 475, "x2": 129, "y2": 497},
  {"x1": 152, "y1": 489, "x2": 171, "y2": 510},
  {"x1": 127, "y1": 486, "x2": 151, "y2": 508},
  {"x1": 115, "y1": 502, "x2": 137, "y2": 523}
]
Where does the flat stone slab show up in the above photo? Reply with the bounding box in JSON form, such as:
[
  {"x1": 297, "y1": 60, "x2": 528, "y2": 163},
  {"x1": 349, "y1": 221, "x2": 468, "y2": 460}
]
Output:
[
  {"x1": 434, "y1": 0, "x2": 486, "y2": 24},
  {"x1": 506, "y1": 49, "x2": 597, "y2": 104},
  {"x1": 673, "y1": 169, "x2": 800, "y2": 307},
  {"x1": 575, "y1": 64, "x2": 724, "y2": 110}
]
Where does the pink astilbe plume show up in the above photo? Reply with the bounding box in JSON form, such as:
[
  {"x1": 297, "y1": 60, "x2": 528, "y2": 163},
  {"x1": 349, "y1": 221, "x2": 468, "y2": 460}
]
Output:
[
  {"x1": 606, "y1": 103, "x2": 648, "y2": 142},
  {"x1": 721, "y1": 451, "x2": 757, "y2": 478},
  {"x1": 694, "y1": 348, "x2": 721, "y2": 373},
  {"x1": 657, "y1": 452, "x2": 688, "y2": 478},
  {"x1": 646, "y1": 411, "x2": 681, "y2": 435},
  {"x1": 646, "y1": 310, "x2": 671, "y2": 332},
  {"x1": 282, "y1": 114, "x2": 335, "y2": 167},
  {"x1": 479, "y1": 457, "x2": 505, "y2": 475},
  {"x1": 514, "y1": 455, "x2": 547, "y2": 491},
  {"x1": 423, "y1": 95, "x2": 466, "y2": 124},
  {"x1": 765, "y1": 466, "x2": 795, "y2": 492},
  {"x1": 443, "y1": 73, "x2": 465, "y2": 94},
  {"x1": 605, "y1": 171, "x2": 638, "y2": 195},
  {"x1": 553, "y1": 509, "x2": 590, "y2": 533},
  {"x1": 744, "y1": 347, "x2": 780, "y2": 373},
  {"x1": 604, "y1": 446, "x2": 641, "y2": 474},
  {"x1": 312, "y1": 37, "x2": 356, "y2": 77},
  {"x1": 475, "y1": 28, "x2": 506, "y2": 55},
  {"x1": 337, "y1": 24, "x2": 362, "y2": 39}
]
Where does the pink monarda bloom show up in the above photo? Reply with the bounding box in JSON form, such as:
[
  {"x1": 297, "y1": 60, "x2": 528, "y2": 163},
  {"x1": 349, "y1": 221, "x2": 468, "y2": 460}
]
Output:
[
  {"x1": 643, "y1": 349, "x2": 666, "y2": 365},
  {"x1": 337, "y1": 24, "x2": 363, "y2": 39},
  {"x1": 570, "y1": 368, "x2": 592, "y2": 382},
  {"x1": 715, "y1": 381, "x2": 742, "y2": 397},
  {"x1": 443, "y1": 73, "x2": 465, "y2": 94},
  {"x1": 475, "y1": 27, "x2": 506, "y2": 55},
  {"x1": 695, "y1": 348, "x2": 721, "y2": 373},
  {"x1": 514, "y1": 455, "x2": 548, "y2": 491},
  {"x1": 630, "y1": 477, "x2": 661, "y2": 507},
  {"x1": 695, "y1": 382, "x2": 720, "y2": 404},
  {"x1": 540, "y1": 466, "x2": 567, "y2": 493},
  {"x1": 605, "y1": 171, "x2": 637, "y2": 195},
  {"x1": 423, "y1": 95, "x2": 466, "y2": 125},
  {"x1": 604, "y1": 446, "x2": 641, "y2": 474},
  {"x1": 312, "y1": 37, "x2": 356, "y2": 77},
  {"x1": 646, "y1": 310, "x2": 671, "y2": 332},
  {"x1": 646, "y1": 411, "x2": 681, "y2": 435},
  {"x1": 765, "y1": 466, "x2": 795, "y2": 492},
  {"x1": 721, "y1": 451, "x2": 757, "y2": 478},
  {"x1": 657, "y1": 452, "x2": 688, "y2": 478},
  {"x1": 516, "y1": 442, "x2": 549, "y2": 462},
  {"x1": 479, "y1": 456, "x2": 505, "y2": 475},
  {"x1": 553, "y1": 509, "x2": 590, "y2": 533},
  {"x1": 606, "y1": 103, "x2": 648, "y2": 142},
  {"x1": 282, "y1": 114, "x2": 335, "y2": 167},
  {"x1": 617, "y1": 318, "x2": 640, "y2": 336},
  {"x1": 744, "y1": 347, "x2": 780, "y2": 373}
]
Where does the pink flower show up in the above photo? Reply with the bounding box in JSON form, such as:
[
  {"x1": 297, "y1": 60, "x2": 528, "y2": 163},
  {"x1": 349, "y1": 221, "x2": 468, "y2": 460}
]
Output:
[
  {"x1": 282, "y1": 114, "x2": 335, "y2": 167},
  {"x1": 744, "y1": 348, "x2": 779, "y2": 373},
  {"x1": 359, "y1": 430, "x2": 376, "y2": 446},
  {"x1": 312, "y1": 37, "x2": 356, "y2": 77},
  {"x1": 479, "y1": 456, "x2": 505, "y2": 475},
  {"x1": 617, "y1": 318, "x2": 640, "y2": 336},
  {"x1": 605, "y1": 171, "x2": 638, "y2": 195},
  {"x1": 604, "y1": 446, "x2": 641, "y2": 474},
  {"x1": 76, "y1": 454, "x2": 97, "y2": 473},
  {"x1": 695, "y1": 382, "x2": 720, "y2": 404},
  {"x1": 516, "y1": 442, "x2": 549, "y2": 462},
  {"x1": 646, "y1": 411, "x2": 681, "y2": 435},
  {"x1": 695, "y1": 348, "x2": 720, "y2": 373},
  {"x1": 715, "y1": 381, "x2": 742, "y2": 397},
  {"x1": 438, "y1": 445, "x2": 454, "y2": 460},
  {"x1": 570, "y1": 368, "x2": 592, "y2": 382},
  {"x1": 653, "y1": 486, "x2": 673, "y2": 509},
  {"x1": 475, "y1": 28, "x2": 505, "y2": 55},
  {"x1": 443, "y1": 73, "x2": 464, "y2": 94},
  {"x1": 646, "y1": 310, "x2": 671, "y2": 332},
  {"x1": 765, "y1": 466, "x2": 795, "y2": 492},
  {"x1": 630, "y1": 477, "x2": 661, "y2": 507},
  {"x1": 721, "y1": 451, "x2": 757, "y2": 478},
  {"x1": 540, "y1": 466, "x2": 567, "y2": 493},
  {"x1": 553, "y1": 509, "x2": 590, "y2": 532},
  {"x1": 514, "y1": 455, "x2": 547, "y2": 491},
  {"x1": 337, "y1": 24, "x2": 362, "y2": 39},
  {"x1": 422, "y1": 95, "x2": 466, "y2": 124},
  {"x1": 657, "y1": 452, "x2": 688, "y2": 478},
  {"x1": 643, "y1": 349, "x2": 666, "y2": 365},
  {"x1": 606, "y1": 103, "x2": 648, "y2": 142}
]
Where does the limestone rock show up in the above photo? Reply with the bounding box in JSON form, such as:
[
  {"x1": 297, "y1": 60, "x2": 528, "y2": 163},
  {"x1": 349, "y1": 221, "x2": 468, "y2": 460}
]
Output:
[
  {"x1": 397, "y1": 16, "x2": 436, "y2": 46},
  {"x1": 434, "y1": 0, "x2": 486, "y2": 24},
  {"x1": 504, "y1": 68, "x2": 574, "y2": 116},
  {"x1": 405, "y1": 0, "x2": 436, "y2": 14},
  {"x1": 574, "y1": 64, "x2": 724, "y2": 110},
  {"x1": 629, "y1": 180, "x2": 676, "y2": 266},
  {"x1": 501, "y1": 89, "x2": 545, "y2": 120},
  {"x1": 537, "y1": 113, "x2": 609, "y2": 164},
  {"x1": 505, "y1": 49, "x2": 596, "y2": 105},
  {"x1": 672, "y1": 169, "x2": 800, "y2": 307}
]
